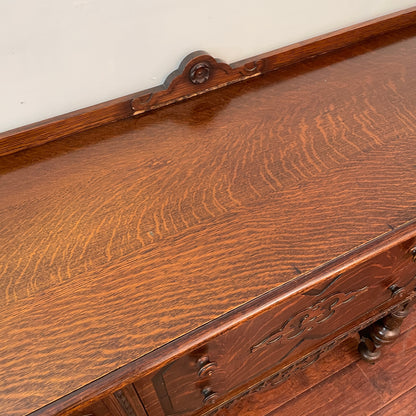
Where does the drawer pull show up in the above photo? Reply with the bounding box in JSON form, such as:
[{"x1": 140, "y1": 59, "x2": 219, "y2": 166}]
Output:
[
  {"x1": 202, "y1": 387, "x2": 219, "y2": 405},
  {"x1": 197, "y1": 356, "x2": 217, "y2": 378},
  {"x1": 410, "y1": 247, "x2": 416, "y2": 261},
  {"x1": 389, "y1": 284, "x2": 405, "y2": 298}
]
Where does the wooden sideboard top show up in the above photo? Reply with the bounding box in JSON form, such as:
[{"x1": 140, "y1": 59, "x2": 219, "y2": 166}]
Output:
[{"x1": 1, "y1": 24, "x2": 416, "y2": 416}]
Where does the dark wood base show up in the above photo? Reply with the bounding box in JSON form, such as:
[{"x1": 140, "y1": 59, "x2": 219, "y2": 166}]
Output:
[{"x1": 358, "y1": 302, "x2": 412, "y2": 363}]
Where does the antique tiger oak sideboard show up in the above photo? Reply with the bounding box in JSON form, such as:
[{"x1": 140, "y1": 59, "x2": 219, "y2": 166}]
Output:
[{"x1": 1, "y1": 7, "x2": 416, "y2": 416}]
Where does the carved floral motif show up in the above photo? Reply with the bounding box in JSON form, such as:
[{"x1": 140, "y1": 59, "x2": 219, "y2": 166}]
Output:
[
  {"x1": 251, "y1": 286, "x2": 368, "y2": 353},
  {"x1": 189, "y1": 62, "x2": 211, "y2": 84}
]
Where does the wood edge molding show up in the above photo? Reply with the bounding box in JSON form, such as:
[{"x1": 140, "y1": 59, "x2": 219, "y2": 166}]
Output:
[
  {"x1": 1, "y1": 6, "x2": 416, "y2": 157},
  {"x1": 28, "y1": 219, "x2": 416, "y2": 416}
]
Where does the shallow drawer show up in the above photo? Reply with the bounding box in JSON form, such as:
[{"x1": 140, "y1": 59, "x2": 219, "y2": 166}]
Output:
[{"x1": 136, "y1": 232, "x2": 416, "y2": 416}]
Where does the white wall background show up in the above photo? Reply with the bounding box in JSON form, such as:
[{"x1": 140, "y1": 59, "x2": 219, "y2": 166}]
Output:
[{"x1": 0, "y1": 0, "x2": 415, "y2": 133}]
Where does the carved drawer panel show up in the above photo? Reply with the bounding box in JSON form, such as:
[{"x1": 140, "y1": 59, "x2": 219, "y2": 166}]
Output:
[{"x1": 135, "y1": 234, "x2": 416, "y2": 416}]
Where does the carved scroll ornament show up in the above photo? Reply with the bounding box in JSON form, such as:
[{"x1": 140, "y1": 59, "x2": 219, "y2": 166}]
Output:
[{"x1": 131, "y1": 51, "x2": 265, "y2": 115}]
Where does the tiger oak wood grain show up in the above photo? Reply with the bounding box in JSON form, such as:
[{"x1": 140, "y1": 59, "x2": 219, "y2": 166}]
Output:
[
  {"x1": 2, "y1": 23, "x2": 416, "y2": 416},
  {"x1": 2, "y1": 25, "x2": 416, "y2": 304},
  {"x1": 1, "y1": 7, "x2": 415, "y2": 157},
  {"x1": 21, "y1": 236, "x2": 416, "y2": 416}
]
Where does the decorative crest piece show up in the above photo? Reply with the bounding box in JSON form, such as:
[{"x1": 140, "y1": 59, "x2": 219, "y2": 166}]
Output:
[{"x1": 131, "y1": 51, "x2": 264, "y2": 115}]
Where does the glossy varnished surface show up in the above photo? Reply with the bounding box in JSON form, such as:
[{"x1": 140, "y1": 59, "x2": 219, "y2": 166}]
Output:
[{"x1": 1, "y1": 26, "x2": 416, "y2": 415}]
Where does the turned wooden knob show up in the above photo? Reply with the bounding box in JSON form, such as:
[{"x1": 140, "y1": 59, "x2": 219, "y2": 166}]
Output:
[
  {"x1": 388, "y1": 284, "x2": 405, "y2": 298},
  {"x1": 202, "y1": 387, "x2": 219, "y2": 405},
  {"x1": 197, "y1": 356, "x2": 217, "y2": 378}
]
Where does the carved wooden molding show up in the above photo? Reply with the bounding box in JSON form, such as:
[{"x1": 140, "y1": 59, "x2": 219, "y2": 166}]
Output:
[
  {"x1": 131, "y1": 51, "x2": 262, "y2": 115},
  {"x1": 250, "y1": 284, "x2": 368, "y2": 353},
  {"x1": 114, "y1": 390, "x2": 136, "y2": 416}
]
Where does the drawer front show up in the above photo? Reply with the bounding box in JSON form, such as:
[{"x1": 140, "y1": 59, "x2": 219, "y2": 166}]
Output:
[{"x1": 137, "y1": 235, "x2": 416, "y2": 416}]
